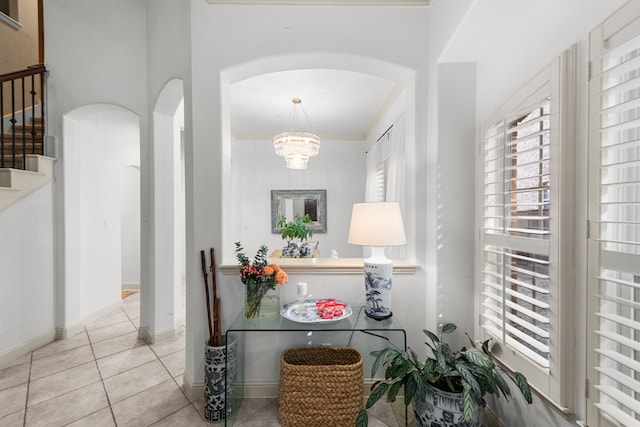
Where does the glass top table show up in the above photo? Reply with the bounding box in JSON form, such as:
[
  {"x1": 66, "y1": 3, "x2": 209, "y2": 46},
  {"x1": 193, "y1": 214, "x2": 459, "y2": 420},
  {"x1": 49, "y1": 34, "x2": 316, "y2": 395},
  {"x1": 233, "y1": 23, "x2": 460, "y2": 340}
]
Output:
[
  {"x1": 223, "y1": 306, "x2": 408, "y2": 426},
  {"x1": 226, "y1": 304, "x2": 407, "y2": 334}
]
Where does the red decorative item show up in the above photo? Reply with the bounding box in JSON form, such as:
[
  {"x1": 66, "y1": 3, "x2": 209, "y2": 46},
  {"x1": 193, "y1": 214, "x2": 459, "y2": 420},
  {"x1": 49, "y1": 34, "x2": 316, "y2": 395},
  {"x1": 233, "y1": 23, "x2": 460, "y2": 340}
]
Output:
[{"x1": 315, "y1": 299, "x2": 347, "y2": 319}]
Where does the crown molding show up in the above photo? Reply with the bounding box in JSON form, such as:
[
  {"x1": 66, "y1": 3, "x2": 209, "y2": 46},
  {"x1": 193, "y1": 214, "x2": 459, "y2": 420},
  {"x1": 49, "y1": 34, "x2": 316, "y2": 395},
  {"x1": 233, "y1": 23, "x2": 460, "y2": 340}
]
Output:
[{"x1": 207, "y1": 0, "x2": 430, "y2": 5}]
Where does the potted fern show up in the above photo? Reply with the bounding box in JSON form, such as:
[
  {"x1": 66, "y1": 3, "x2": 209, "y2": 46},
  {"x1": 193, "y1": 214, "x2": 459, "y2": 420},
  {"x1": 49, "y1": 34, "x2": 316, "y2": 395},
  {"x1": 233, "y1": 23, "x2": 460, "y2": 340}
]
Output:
[
  {"x1": 277, "y1": 214, "x2": 317, "y2": 257},
  {"x1": 357, "y1": 323, "x2": 532, "y2": 427}
]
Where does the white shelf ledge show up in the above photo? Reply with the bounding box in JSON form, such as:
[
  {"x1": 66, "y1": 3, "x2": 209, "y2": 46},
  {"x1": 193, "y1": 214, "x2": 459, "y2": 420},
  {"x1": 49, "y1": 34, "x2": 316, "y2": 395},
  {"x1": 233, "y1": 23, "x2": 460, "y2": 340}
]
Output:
[{"x1": 220, "y1": 258, "x2": 417, "y2": 275}]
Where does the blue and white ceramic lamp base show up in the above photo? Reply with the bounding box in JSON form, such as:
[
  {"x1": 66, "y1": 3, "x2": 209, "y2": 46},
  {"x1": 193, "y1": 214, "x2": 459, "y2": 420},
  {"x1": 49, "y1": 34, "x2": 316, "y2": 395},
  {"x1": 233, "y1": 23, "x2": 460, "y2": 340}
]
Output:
[{"x1": 363, "y1": 258, "x2": 393, "y2": 320}]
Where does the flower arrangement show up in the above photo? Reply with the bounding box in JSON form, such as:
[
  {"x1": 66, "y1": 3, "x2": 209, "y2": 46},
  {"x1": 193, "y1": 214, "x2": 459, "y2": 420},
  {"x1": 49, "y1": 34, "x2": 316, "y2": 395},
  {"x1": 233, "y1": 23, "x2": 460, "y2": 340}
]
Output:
[{"x1": 235, "y1": 242, "x2": 288, "y2": 318}]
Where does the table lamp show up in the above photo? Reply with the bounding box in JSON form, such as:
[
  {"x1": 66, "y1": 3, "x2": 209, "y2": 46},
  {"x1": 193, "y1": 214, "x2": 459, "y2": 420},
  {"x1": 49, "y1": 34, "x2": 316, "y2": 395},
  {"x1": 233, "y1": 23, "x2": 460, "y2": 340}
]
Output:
[{"x1": 347, "y1": 202, "x2": 407, "y2": 319}]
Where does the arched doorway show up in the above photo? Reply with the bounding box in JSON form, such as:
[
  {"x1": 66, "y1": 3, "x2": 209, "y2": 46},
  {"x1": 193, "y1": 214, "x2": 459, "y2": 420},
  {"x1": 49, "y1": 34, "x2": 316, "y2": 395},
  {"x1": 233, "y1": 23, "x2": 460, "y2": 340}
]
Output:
[
  {"x1": 60, "y1": 104, "x2": 140, "y2": 331},
  {"x1": 138, "y1": 79, "x2": 185, "y2": 343}
]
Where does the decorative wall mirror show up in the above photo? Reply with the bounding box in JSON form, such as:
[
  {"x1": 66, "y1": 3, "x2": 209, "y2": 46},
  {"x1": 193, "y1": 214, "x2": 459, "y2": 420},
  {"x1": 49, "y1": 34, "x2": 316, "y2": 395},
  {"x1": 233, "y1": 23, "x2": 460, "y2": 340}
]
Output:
[{"x1": 271, "y1": 189, "x2": 327, "y2": 233}]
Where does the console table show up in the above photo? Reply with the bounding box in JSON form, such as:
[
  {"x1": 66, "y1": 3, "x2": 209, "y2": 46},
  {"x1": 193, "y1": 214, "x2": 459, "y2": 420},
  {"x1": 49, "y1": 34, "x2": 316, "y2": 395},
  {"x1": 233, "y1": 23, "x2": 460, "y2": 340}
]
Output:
[{"x1": 224, "y1": 306, "x2": 408, "y2": 426}]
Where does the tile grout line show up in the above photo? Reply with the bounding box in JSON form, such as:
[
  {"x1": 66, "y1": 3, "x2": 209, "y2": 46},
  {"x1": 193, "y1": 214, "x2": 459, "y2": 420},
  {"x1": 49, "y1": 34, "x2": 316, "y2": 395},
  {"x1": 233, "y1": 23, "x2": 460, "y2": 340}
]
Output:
[
  {"x1": 22, "y1": 351, "x2": 33, "y2": 427},
  {"x1": 132, "y1": 285, "x2": 204, "y2": 424},
  {"x1": 97, "y1": 298, "x2": 192, "y2": 426},
  {"x1": 147, "y1": 334, "x2": 206, "y2": 424},
  {"x1": 19, "y1": 330, "x2": 107, "y2": 426},
  {"x1": 121, "y1": 304, "x2": 138, "y2": 327},
  {"x1": 86, "y1": 320, "x2": 138, "y2": 345},
  {"x1": 85, "y1": 325, "x2": 118, "y2": 427},
  {"x1": 19, "y1": 294, "x2": 198, "y2": 427}
]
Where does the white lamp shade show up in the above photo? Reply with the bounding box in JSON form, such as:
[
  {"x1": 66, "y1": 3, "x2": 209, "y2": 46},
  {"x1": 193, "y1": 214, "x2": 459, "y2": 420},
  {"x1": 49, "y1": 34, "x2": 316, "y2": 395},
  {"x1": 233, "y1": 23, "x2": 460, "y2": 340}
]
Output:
[{"x1": 347, "y1": 202, "x2": 407, "y2": 246}]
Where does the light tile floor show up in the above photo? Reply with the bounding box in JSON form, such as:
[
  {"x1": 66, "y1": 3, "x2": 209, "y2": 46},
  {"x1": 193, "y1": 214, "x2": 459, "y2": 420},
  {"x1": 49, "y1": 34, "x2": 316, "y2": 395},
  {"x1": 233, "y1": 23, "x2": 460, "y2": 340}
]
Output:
[{"x1": 0, "y1": 292, "x2": 402, "y2": 427}]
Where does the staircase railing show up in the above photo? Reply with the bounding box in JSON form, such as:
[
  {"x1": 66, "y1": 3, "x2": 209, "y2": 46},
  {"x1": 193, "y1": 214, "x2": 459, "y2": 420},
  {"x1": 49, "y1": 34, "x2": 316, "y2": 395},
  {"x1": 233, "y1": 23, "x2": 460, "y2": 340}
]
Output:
[{"x1": 0, "y1": 64, "x2": 47, "y2": 169}]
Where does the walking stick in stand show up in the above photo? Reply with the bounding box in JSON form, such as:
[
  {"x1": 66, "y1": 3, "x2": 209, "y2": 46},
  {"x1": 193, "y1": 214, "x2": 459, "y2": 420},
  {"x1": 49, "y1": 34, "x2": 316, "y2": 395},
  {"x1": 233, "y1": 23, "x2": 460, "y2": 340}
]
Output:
[
  {"x1": 200, "y1": 250, "x2": 214, "y2": 346},
  {"x1": 210, "y1": 248, "x2": 223, "y2": 347}
]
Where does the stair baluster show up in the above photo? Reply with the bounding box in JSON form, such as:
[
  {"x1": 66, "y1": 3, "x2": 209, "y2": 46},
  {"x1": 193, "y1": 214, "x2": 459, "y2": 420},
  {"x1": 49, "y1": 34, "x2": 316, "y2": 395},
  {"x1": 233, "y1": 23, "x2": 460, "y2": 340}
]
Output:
[{"x1": 0, "y1": 64, "x2": 47, "y2": 170}]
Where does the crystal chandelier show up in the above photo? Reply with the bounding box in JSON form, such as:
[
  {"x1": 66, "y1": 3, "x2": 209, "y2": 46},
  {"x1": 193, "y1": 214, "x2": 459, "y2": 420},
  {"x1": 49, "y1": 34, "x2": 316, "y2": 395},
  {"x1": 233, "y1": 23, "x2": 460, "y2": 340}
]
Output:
[{"x1": 273, "y1": 98, "x2": 320, "y2": 170}]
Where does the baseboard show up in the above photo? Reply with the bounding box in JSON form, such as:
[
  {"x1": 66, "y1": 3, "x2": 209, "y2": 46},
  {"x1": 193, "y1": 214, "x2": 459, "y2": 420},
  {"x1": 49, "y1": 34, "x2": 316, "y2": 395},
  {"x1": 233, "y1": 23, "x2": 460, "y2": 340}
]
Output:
[
  {"x1": 55, "y1": 327, "x2": 66, "y2": 340},
  {"x1": 182, "y1": 379, "x2": 281, "y2": 400},
  {"x1": 182, "y1": 370, "x2": 204, "y2": 401},
  {"x1": 185, "y1": 379, "x2": 384, "y2": 400},
  {"x1": 363, "y1": 379, "x2": 379, "y2": 397},
  {"x1": 244, "y1": 381, "x2": 280, "y2": 398},
  {"x1": 55, "y1": 322, "x2": 85, "y2": 340},
  {"x1": 138, "y1": 326, "x2": 176, "y2": 345},
  {"x1": 121, "y1": 282, "x2": 140, "y2": 290},
  {"x1": 483, "y1": 405, "x2": 504, "y2": 427},
  {"x1": 0, "y1": 329, "x2": 56, "y2": 368},
  {"x1": 56, "y1": 300, "x2": 123, "y2": 340}
]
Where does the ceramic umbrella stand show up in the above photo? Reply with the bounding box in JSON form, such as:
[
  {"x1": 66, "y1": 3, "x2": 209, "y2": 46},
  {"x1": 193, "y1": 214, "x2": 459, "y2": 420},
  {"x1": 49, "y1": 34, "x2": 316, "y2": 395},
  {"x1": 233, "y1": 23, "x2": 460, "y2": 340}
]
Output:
[{"x1": 204, "y1": 335, "x2": 237, "y2": 422}]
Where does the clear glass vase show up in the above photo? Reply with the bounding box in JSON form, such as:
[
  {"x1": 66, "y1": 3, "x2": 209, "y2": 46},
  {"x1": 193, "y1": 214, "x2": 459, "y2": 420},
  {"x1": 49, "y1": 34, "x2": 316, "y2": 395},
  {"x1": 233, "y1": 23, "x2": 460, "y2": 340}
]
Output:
[{"x1": 244, "y1": 283, "x2": 280, "y2": 319}]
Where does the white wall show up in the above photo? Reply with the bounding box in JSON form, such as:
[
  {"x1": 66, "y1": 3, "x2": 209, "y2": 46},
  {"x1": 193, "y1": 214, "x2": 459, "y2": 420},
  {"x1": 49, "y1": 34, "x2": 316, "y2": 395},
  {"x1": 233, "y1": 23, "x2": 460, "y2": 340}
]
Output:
[
  {"x1": 424, "y1": 0, "x2": 476, "y2": 348},
  {"x1": 0, "y1": 185, "x2": 55, "y2": 361},
  {"x1": 63, "y1": 105, "x2": 140, "y2": 327},
  {"x1": 38, "y1": 5, "x2": 624, "y2": 421},
  {"x1": 149, "y1": 78, "x2": 185, "y2": 341},
  {"x1": 434, "y1": 61, "x2": 476, "y2": 349},
  {"x1": 44, "y1": 0, "x2": 149, "y2": 334},
  {"x1": 144, "y1": 2, "x2": 190, "y2": 344},
  {"x1": 231, "y1": 138, "x2": 366, "y2": 259},
  {"x1": 44, "y1": 0, "x2": 148, "y2": 124},
  {"x1": 43, "y1": 0, "x2": 192, "y2": 342},
  {"x1": 188, "y1": 1, "x2": 430, "y2": 386},
  {"x1": 120, "y1": 166, "x2": 141, "y2": 286}
]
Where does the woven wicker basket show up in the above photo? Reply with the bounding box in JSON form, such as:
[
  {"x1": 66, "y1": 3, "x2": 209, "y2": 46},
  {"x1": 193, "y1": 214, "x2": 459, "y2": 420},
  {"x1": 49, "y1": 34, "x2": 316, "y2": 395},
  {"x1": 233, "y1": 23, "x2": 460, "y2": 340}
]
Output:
[{"x1": 278, "y1": 347, "x2": 364, "y2": 427}]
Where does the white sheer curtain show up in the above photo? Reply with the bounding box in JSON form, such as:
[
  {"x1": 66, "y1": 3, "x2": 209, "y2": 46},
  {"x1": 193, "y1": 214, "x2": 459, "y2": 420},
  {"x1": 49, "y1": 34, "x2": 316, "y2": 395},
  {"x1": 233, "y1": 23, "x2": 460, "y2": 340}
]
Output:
[
  {"x1": 364, "y1": 114, "x2": 406, "y2": 259},
  {"x1": 364, "y1": 139, "x2": 382, "y2": 202}
]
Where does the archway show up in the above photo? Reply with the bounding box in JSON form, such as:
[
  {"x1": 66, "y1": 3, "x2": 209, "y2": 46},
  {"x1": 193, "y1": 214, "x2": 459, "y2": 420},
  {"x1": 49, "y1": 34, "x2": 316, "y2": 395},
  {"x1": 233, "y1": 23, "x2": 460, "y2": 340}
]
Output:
[
  {"x1": 139, "y1": 78, "x2": 185, "y2": 343},
  {"x1": 219, "y1": 52, "x2": 416, "y2": 262},
  {"x1": 60, "y1": 104, "x2": 140, "y2": 331}
]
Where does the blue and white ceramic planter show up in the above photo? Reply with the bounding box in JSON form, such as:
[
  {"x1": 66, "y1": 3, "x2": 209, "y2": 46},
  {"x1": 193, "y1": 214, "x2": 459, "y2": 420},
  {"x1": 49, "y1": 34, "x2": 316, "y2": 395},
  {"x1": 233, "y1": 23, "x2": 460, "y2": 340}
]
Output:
[
  {"x1": 204, "y1": 335, "x2": 237, "y2": 423},
  {"x1": 281, "y1": 241, "x2": 318, "y2": 258},
  {"x1": 412, "y1": 382, "x2": 484, "y2": 427}
]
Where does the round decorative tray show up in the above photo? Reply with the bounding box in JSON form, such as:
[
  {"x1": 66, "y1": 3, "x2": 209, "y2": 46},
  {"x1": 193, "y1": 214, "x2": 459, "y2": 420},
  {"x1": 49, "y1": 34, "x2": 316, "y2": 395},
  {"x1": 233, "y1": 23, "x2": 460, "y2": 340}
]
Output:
[{"x1": 281, "y1": 299, "x2": 352, "y2": 323}]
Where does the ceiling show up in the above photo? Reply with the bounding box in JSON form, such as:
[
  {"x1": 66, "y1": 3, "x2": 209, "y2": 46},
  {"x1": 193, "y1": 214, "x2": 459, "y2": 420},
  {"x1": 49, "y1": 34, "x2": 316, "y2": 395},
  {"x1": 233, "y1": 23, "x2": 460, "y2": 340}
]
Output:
[
  {"x1": 229, "y1": 69, "x2": 402, "y2": 142},
  {"x1": 209, "y1": 0, "x2": 430, "y2": 5}
]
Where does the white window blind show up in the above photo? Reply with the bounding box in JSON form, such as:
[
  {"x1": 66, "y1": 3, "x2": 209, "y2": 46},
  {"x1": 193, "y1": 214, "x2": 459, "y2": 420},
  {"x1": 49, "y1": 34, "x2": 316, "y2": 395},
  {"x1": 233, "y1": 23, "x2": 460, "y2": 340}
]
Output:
[
  {"x1": 588, "y1": 7, "x2": 640, "y2": 425},
  {"x1": 478, "y1": 50, "x2": 576, "y2": 404},
  {"x1": 481, "y1": 94, "x2": 552, "y2": 369},
  {"x1": 374, "y1": 160, "x2": 388, "y2": 202}
]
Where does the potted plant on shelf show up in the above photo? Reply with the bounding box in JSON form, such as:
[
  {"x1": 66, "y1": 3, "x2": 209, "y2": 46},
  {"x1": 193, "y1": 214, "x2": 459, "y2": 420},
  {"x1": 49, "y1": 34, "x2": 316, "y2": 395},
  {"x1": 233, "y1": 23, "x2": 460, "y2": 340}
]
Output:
[
  {"x1": 277, "y1": 214, "x2": 317, "y2": 258},
  {"x1": 356, "y1": 323, "x2": 533, "y2": 427}
]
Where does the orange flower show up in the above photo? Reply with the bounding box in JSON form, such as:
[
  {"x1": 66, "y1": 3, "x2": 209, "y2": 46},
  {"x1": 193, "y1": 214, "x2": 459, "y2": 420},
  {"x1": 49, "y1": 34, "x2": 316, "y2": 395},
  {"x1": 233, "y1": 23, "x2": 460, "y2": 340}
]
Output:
[
  {"x1": 275, "y1": 270, "x2": 288, "y2": 285},
  {"x1": 269, "y1": 263, "x2": 281, "y2": 273},
  {"x1": 263, "y1": 265, "x2": 274, "y2": 276}
]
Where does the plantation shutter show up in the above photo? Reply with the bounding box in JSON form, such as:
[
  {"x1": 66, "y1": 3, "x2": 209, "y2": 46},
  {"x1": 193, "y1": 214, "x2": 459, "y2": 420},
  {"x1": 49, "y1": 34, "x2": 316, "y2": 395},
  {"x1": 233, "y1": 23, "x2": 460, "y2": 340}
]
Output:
[
  {"x1": 588, "y1": 7, "x2": 640, "y2": 425},
  {"x1": 374, "y1": 160, "x2": 388, "y2": 202},
  {"x1": 480, "y1": 92, "x2": 552, "y2": 370},
  {"x1": 365, "y1": 140, "x2": 388, "y2": 203}
]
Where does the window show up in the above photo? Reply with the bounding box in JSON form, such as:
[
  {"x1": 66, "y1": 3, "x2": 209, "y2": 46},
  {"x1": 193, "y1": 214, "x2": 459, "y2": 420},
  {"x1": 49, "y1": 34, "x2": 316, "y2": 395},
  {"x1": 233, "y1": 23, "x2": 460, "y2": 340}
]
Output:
[
  {"x1": 477, "y1": 48, "x2": 576, "y2": 404},
  {"x1": 366, "y1": 126, "x2": 394, "y2": 203},
  {"x1": 374, "y1": 159, "x2": 388, "y2": 202},
  {"x1": 587, "y1": 3, "x2": 640, "y2": 425}
]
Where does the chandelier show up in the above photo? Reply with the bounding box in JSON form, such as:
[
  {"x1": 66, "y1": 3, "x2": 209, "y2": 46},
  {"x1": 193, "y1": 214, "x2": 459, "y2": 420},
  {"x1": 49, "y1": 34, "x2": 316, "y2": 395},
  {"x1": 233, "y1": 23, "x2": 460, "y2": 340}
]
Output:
[{"x1": 273, "y1": 98, "x2": 320, "y2": 170}]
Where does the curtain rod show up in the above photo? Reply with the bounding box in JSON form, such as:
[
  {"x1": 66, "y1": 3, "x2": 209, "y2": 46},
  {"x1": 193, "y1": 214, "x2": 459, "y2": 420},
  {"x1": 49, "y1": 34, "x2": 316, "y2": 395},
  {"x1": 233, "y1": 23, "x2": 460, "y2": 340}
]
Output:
[{"x1": 376, "y1": 124, "x2": 393, "y2": 142}]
